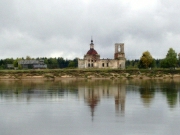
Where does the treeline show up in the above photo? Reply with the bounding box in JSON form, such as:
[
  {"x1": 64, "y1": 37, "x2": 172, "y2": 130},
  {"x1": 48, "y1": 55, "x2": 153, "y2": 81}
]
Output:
[
  {"x1": 0, "y1": 57, "x2": 78, "y2": 69},
  {"x1": 128, "y1": 48, "x2": 180, "y2": 69},
  {"x1": 0, "y1": 47, "x2": 180, "y2": 69},
  {"x1": 39, "y1": 57, "x2": 78, "y2": 69},
  {"x1": 126, "y1": 59, "x2": 162, "y2": 69},
  {"x1": 137, "y1": 48, "x2": 180, "y2": 69}
]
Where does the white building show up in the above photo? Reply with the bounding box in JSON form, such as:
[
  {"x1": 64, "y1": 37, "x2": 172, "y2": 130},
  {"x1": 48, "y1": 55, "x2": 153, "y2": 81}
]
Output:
[{"x1": 78, "y1": 40, "x2": 126, "y2": 69}]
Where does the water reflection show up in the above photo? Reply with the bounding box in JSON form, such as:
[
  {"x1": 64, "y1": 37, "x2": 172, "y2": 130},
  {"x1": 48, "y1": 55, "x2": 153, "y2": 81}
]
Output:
[
  {"x1": 1, "y1": 79, "x2": 180, "y2": 135},
  {"x1": 84, "y1": 88, "x2": 100, "y2": 120},
  {"x1": 138, "y1": 81, "x2": 155, "y2": 107},
  {"x1": 114, "y1": 84, "x2": 125, "y2": 114},
  {"x1": 160, "y1": 81, "x2": 178, "y2": 108},
  {"x1": 0, "y1": 79, "x2": 180, "y2": 110},
  {"x1": 127, "y1": 79, "x2": 180, "y2": 108},
  {"x1": 82, "y1": 82, "x2": 126, "y2": 119}
]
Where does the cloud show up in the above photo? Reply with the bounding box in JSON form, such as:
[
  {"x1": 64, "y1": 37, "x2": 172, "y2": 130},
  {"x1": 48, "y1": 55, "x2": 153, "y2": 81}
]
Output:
[{"x1": 0, "y1": 0, "x2": 180, "y2": 60}]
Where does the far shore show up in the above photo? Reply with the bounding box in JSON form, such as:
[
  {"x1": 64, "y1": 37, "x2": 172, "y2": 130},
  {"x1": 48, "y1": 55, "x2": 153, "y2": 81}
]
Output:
[{"x1": 0, "y1": 68, "x2": 179, "y2": 80}]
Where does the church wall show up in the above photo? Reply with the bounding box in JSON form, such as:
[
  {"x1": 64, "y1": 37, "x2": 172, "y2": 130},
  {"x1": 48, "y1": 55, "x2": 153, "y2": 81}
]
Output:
[
  {"x1": 78, "y1": 59, "x2": 125, "y2": 69},
  {"x1": 78, "y1": 41, "x2": 126, "y2": 69},
  {"x1": 119, "y1": 60, "x2": 125, "y2": 69},
  {"x1": 97, "y1": 59, "x2": 125, "y2": 69},
  {"x1": 78, "y1": 59, "x2": 85, "y2": 68},
  {"x1": 98, "y1": 59, "x2": 115, "y2": 68}
]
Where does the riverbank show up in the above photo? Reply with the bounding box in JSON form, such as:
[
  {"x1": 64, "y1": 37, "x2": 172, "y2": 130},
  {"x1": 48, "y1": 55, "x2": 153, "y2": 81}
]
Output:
[{"x1": 0, "y1": 69, "x2": 180, "y2": 80}]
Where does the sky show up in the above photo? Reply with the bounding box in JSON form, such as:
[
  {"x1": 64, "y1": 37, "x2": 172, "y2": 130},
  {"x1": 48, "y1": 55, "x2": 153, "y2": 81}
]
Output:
[{"x1": 0, "y1": 0, "x2": 180, "y2": 60}]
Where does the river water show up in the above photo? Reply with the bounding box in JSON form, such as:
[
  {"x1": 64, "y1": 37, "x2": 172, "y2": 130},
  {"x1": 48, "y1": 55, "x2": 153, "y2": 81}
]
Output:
[{"x1": 0, "y1": 79, "x2": 180, "y2": 135}]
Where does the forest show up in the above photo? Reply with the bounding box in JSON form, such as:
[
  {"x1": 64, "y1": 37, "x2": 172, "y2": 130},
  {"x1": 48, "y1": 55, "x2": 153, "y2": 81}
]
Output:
[
  {"x1": 0, "y1": 48, "x2": 179, "y2": 69},
  {"x1": 0, "y1": 57, "x2": 78, "y2": 69}
]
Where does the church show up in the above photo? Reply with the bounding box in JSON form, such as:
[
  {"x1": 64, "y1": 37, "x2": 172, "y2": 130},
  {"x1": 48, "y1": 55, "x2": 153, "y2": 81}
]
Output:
[{"x1": 78, "y1": 40, "x2": 126, "y2": 69}]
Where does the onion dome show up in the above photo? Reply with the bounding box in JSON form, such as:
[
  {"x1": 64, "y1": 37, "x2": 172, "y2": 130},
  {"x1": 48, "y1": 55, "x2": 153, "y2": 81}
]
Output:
[
  {"x1": 87, "y1": 49, "x2": 98, "y2": 55},
  {"x1": 86, "y1": 39, "x2": 98, "y2": 55}
]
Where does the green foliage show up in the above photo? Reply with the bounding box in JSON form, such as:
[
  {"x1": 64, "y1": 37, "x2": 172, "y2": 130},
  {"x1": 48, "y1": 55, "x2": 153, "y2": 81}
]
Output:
[
  {"x1": 150, "y1": 59, "x2": 156, "y2": 68},
  {"x1": 44, "y1": 74, "x2": 55, "y2": 79},
  {"x1": 68, "y1": 61, "x2": 75, "y2": 68},
  {"x1": 13, "y1": 60, "x2": 18, "y2": 67},
  {"x1": 18, "y1": 64, "x2": 22, "y2": 69},
  {"x1": 126, "y1": 59, "x2": 139, "y2": 69},
  {"x1": 13, "y1": 58, "x2": 22, "y2": 67},
  {"x1": 0, "y1": 57, "x2": 78, "y2": 69},
  {"x1": 138, "y1": 51, "x2": 154, "y2": 69},
  {"x1": 37, "y1": 57, "x2": 78, "y2": 69},
  {"x1": 47, "y1": 57, "x2": 58, "y2": 69},
  {"x1": 160, "y1": 48, "x2": 177, "y2": 68},
  {"x1": 26, "y1": 56, "x2": 31, "y2": 60}
]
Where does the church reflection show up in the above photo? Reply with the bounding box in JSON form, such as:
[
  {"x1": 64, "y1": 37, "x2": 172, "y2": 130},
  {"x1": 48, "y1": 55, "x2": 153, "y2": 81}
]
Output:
[
  {"x1": 84, "y1": 88, "x2": 100, "y2": 120},
  {"x1": 0, "y1": 80, "x2": 127, "y2": 119},
  {"x1": 2, "y1": 79, "x2": 180, "y2": 121},
  {"x1": 78, "y1": 82, "x2": 126, "y2": 119},
  {"x1": 115, "y1": 84, "x2": 125, "y2": 114}
]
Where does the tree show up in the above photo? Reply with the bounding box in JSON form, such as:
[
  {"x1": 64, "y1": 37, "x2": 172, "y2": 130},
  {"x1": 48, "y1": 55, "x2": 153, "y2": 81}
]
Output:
[
  {"x1": 73, "y1": 58, "x2": 78, "y2": 67},
  {"x1": 138, "y1": 51, "x2": 153, "y2": 68},
  {"x1": 68, "y1": 61, "x2": 75, "y2": 68},
  {"x1": 160, "y1": 48, "x2": 177, "y2": 68},
  {"x1": 13, "y1": 58, "x2": 23, "y2": 68},
  {"x1": 13, "y1": 58, "x2": 19, "y2": 67},
  {"x1": 57, "y1": 57, "x2": 66, "y2": 68},
  {"x1": 26, "y1": 56, "x2": 31, "y2": 60},
  {"x1": 47, "y1": 58, "x2": 58, "y2": 69}
]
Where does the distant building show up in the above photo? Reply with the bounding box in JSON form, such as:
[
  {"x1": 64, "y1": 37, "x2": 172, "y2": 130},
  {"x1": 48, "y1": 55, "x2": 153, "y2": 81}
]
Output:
[
  {"x1": 7, "y1": 64, "x2": 14, "y2": 69},
  {"x1": 78, "y1": 40, "x2": 126, "y2": 69},
  {"x1": 18, "y1": 60, "x2": 47, "y2": 69}
]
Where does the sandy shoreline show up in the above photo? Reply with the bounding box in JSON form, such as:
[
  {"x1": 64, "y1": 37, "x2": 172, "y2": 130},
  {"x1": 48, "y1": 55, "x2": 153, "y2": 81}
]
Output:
[
  {"x1": 0, "y1": 73, "x2": 180, "y2": 80},
  {"x1": 0, "y1": 69, "x2": 179, "y2": 81}
]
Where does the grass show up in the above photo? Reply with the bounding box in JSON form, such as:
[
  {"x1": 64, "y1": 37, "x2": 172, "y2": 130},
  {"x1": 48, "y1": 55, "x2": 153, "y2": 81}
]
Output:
[
  {"x1": 0, "y1": 68, "x2": 179, "y2": 79},
  {"x1": 44, "y1": 74, "x2": 55, "y2": 79}
]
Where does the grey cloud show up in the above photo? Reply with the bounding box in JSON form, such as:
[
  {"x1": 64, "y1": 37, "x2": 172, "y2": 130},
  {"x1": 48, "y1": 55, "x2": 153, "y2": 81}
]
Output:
[{"x1": 0, "y1": 0, "x2": 180, "y2": 59}]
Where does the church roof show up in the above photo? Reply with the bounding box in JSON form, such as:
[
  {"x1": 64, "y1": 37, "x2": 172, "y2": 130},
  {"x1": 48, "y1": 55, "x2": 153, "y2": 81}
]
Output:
[
  {"x1": 86, "y1": 39, "x2": 98, "y2": 55},
  {"x1": 87, "y1": 49, "x2": 98, "y2": 55}
]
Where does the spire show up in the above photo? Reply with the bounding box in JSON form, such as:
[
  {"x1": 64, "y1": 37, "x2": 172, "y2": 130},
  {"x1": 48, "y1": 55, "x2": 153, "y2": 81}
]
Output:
[{"x1": 90, "y1": 37, "x2": 94, "y2": 49}]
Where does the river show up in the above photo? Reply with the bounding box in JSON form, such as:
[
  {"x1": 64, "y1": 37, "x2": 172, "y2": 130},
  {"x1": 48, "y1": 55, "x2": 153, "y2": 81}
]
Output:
[{"x1": 0, "y1": 79, "x2": 180, "y2": 135}]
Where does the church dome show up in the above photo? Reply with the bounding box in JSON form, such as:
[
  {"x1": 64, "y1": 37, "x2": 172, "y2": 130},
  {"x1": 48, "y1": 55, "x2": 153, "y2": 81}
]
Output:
[
  {"x1": 86, "y1": 39, "x2": 98, "y2": 55},
  {"x1": 87, "y1": 49, "x2": 98, "y2": 55}
]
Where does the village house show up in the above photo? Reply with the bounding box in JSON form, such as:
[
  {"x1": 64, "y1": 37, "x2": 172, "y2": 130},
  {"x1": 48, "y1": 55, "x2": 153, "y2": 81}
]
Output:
[{"x1": 18, "y1": 59, "x2": 47, "y2": 69}]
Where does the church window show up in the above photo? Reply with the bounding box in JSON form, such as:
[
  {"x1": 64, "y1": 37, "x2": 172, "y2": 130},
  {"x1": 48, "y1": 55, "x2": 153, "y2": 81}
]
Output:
[
  {"x1": 88, "y1": 63, "x2": 90, "y2": 67},
  {"x1": 102, "y1": 63, "x2": 104, "y2": 67},
  {"x1": 118, "y1": 46, "x2": 120, "y2": 52},
  {"x1": 107, "y1": 63, "x2": 109, "y2": 67},
  {"x1": 91, "y1": 63, "x2": 93, "y2": 67}
]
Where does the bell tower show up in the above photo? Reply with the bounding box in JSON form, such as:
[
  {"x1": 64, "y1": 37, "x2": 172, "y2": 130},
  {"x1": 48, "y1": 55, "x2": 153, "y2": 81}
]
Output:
[{"x1": 114, "y1": 43, "x2": 125, "y2": 60}]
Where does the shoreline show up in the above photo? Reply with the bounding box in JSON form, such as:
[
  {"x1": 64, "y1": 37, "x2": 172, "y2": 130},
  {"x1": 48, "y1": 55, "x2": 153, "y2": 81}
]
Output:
[
  {"x1": 0, "y1": 69, "x2": 179, "y2": 80},
  {"x1": 0, "y1": 73, "x2": 180, "y2": 81}
]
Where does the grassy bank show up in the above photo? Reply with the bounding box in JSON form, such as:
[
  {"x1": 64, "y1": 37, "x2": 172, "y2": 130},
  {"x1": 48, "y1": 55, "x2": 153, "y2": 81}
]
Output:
[{"x1": 0, "y1": 68, "x2": 180, "y2": 80}]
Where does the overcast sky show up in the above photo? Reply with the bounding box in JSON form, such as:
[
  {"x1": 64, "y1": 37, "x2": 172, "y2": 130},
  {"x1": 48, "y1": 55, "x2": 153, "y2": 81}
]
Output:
[{"x1": 0, "y1": 0, "x2": 180, "y2": 60}]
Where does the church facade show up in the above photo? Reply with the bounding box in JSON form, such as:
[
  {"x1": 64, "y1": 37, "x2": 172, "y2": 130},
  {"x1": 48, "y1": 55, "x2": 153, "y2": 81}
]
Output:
[{"x1": 78, "y1": 40, "x2": 126, "y2": 69}]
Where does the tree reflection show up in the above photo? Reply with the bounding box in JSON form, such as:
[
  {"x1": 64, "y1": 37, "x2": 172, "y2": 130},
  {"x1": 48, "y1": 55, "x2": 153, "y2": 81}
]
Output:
[
  {"x1": 1, "y1": 79, "x2": 180, "y2": 115},
  {"x1": 139, "y1": 81, "x2": 155, "y2": 107},
  {"x1": 139, "y1": 87, "x2": 155, "y2": 106},
  {"x1": 161, "y1": 81, "x2": 178, "y2": 108}
]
